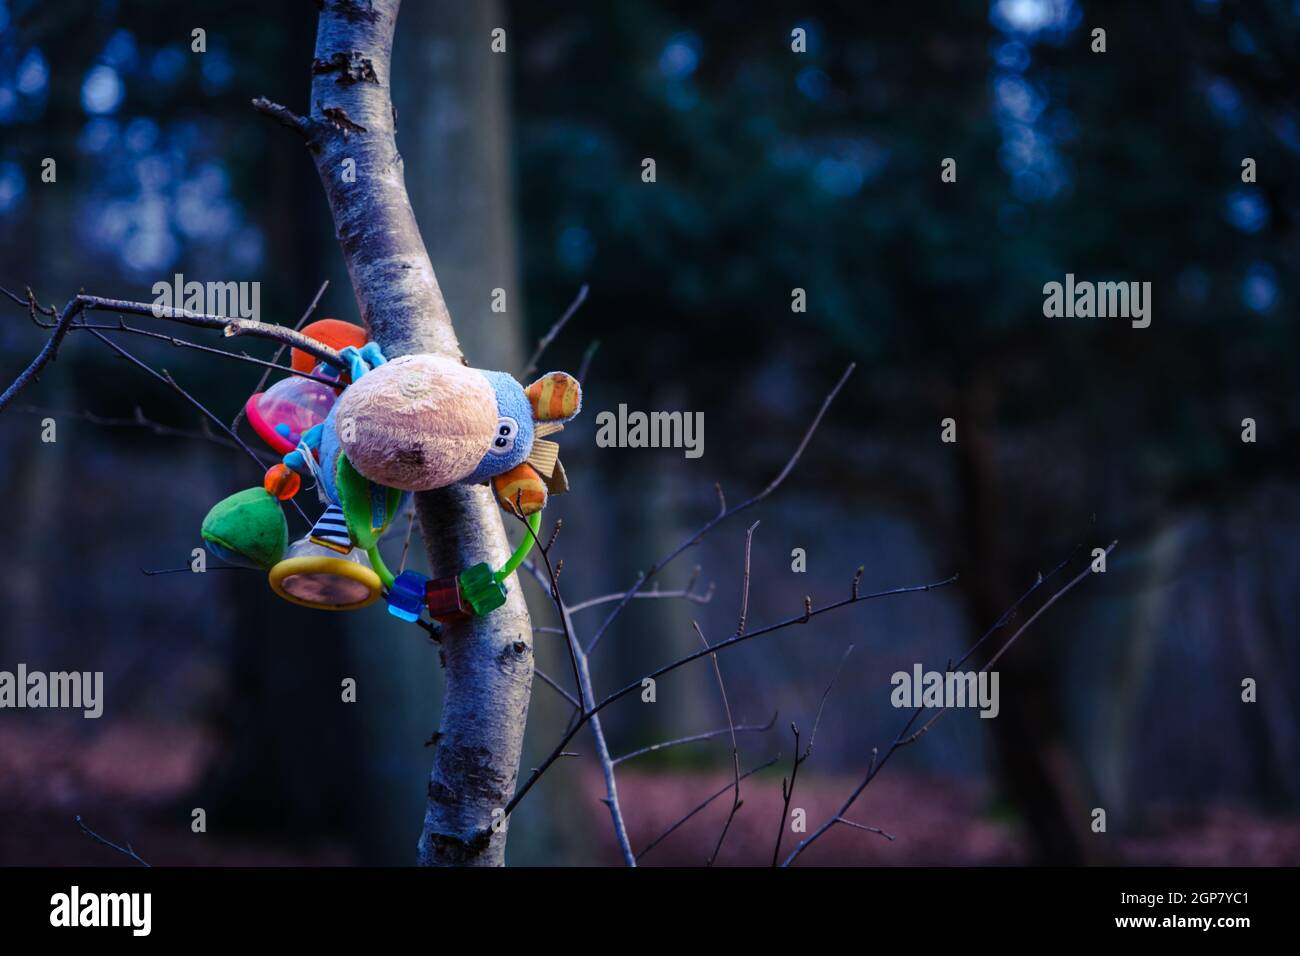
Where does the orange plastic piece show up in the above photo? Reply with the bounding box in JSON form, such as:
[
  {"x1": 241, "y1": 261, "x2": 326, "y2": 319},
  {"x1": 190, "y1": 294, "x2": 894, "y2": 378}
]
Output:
[
  {"x1": 291, "y1": 318, "x2": 368, "y2": 375},
  {"x1": 264, "y1": 463, "x2": 302, "y2": 500}
]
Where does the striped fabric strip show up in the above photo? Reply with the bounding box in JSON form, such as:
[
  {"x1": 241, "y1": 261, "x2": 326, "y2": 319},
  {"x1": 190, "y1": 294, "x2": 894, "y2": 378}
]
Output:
[
  {"x1": 525, "y1": 373, "x2": 578, "y2": 421},
  {"x1": 309, "y1": 504, "x2": 353, "y2": 553},
  {"x1": 495, "y1": 472, "x2": 547, "y2": 516}
]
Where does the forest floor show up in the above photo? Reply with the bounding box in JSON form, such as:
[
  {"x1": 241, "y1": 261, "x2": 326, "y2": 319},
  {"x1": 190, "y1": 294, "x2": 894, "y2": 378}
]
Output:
[
  {"x1": 2, "y1": 723, "x2": 1298, "y2": 866},
  {"x1": 584, "y1": 767, "x2": 1300, "y2": 867},
  {"x1": 0, "y1": 722, "x2": 352, "y2": 866}
]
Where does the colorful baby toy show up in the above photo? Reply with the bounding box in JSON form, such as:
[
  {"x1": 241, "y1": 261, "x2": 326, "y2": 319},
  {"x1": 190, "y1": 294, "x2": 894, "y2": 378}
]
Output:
[{"x1": 200, "y1": 318, "x2": 582, "y2": 626}]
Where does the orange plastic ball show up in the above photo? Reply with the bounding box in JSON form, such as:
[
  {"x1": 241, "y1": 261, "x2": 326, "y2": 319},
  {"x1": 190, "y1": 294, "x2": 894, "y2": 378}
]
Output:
[
  {"x1": 264, "y1": 463, "x2": 301, "y2": 500},
  {"x1": 291, "y1": 318, "x2": 368, "y2": 375}
]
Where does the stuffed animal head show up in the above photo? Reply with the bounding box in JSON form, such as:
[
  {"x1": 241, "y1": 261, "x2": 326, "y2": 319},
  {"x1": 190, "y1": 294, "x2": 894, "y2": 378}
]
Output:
[
  {"x1": 331, "y1": 355, "x2": 581, "y2": 503},
  {"x1": 461, "y1": 369, "x2": 581, "y2": 484}
]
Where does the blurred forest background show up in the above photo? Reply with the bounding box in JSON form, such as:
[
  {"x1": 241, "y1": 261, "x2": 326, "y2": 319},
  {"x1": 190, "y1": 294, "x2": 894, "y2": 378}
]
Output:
[{"x1": 1, "y1": 0, "x2": 1298, "y2": 866}]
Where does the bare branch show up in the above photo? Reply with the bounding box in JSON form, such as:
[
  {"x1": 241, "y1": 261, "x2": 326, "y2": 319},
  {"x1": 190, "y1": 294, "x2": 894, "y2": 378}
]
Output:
[
  {"x1": 499, "y1": 567, "x2": 957, "y2": 826},
  {"x1": 521, "y1": 284, "x2": 589, "y2": 379},
  {"x1": 771, "y1": 644, "x2": 854, "y2": 866},
  {"x1": 780, "y1": 543, "x2": 1116, "y2": 867},
  {"x1": 251, "y1": 96, "x2": 313, "y2": 138},
  {"x1": 694, "y1": 619, "x2": 743, "y2": 866},
  {"x1": 0, "y1": 288, "x2": 343, "y2": 417},
  {"x1": 74, "y1": 295, "x2": 346, "y2": 369},
  {"x1": 834, "y1": 816, "x2": 895, "y2": 841},
  {"x1": 75, "y1": 815, "x2": 151, "y2": 867},
  {"x1": 806, "y1": 643, "x2": 855, "y2": 755},
  {"x1": 12, "y1": 404, "x2": 251, "y2": 454},
  {"x1": 141, "y1": 564, "x2": 256, "y2": 576},
  {"x1": 0, "y1": 296, "x2": 84, "y2": 414},
  {"x1": 566, "y1": 578, "x2": 715, "y2": 614},
  {"x1": 397, "y1": 507, "x2": 417, "y2": 575},
  {"x1": 735, "y1": 521, "x2": 759, "y2": 637},
  {"x1": 84, "y1": 328, "x2": 309, "y2": 526},
  {"x1": 611, "y1": 711, "x2": 778, "y2": 766},
  {"x1": 635, "y1": 757, "x2": 780, "y2": 862},
  {"x1": 516, "y1": 513, "x2": 636, "y2": 866},
  {"x1": 534, "y1": 667, "x2": 581, "y2": 711},
  {"x1": 585, "y1": 362, "x2": 855, "y2": 654},
  {"x1": 232, "y1": 278, "x2": 330, "y2": 430},
  {"x1": 516, "y1": 515, "x2": 583, "y2": 701},
  {"x1": 576, "y1": 339, "x2": 599, "y2": 386},
  {"x1": 77, "y1": 319, "x2": 341, "y2": 387}
]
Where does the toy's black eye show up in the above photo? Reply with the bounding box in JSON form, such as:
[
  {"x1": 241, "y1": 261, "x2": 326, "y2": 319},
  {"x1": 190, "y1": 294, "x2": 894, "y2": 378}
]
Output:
[{"x1": 489, "y1": 417, "x2": 518, "y2": 455}]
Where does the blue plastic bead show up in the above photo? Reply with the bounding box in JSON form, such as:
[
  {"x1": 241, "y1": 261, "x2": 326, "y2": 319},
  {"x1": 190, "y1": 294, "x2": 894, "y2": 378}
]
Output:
[{"x1": 387, "y1": 569, "x2": 430, "y2": 622}]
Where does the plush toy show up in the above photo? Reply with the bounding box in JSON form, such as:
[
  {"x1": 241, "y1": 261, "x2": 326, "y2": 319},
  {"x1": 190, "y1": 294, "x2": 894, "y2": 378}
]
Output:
[
  {"x1": 321, "y1": 354, "x2": 580, "y2": 513},
  {"x1": 199, "y1": 319, "x2": 582, "y2": 626}
]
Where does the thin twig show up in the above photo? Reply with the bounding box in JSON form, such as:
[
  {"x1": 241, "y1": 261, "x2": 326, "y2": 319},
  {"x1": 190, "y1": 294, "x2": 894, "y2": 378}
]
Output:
[
  {"x1": 566, "y1": 579, "x2": 715, "y2": 614},
  {"x1": 12, "y1": 404, "x2": 249, "y2": 453},
  {"x1": 611, "y1": 711, "x2": 778, "y2": 766},
  {"x1": 250, "y1": 96, "x2": 313, "y2": 138},
  {"x1": 780, "y1": 543, "x2": 1116, "y2": 867},
  {"x1": 0, "y1": 296, "x2": 84, "y2": 413},
  {"x1": 84, "y1": 328, "x2": 309, "y2": 525},
  {"x1": 834, "y1": 817, "x2": 895, "y2": 841},
  {"x1": 141, "y1": 564, "x2": 257, "y2": 575},
  {"x1": 515, "y1": 510, "x2": 637, "y2": 866},
  {"x1": 521, "y1": 284, "x2": 588, "y2": 379},
  {"x1": 76, "y1": 319, "x2": 341, "y2": 387},
  {"x1": 75, "y1": 816, "x2": 151, "y2": 867},
  {"x1": 1, "y1": 289, "x2": 346, "y2": 417},
  {"x1": 397, "y1": 507, "x2": 417, "y2": 575},
  {"x1": 231, "y1": 278, "x2": 330, "y2": 430},
  {"x1": 585, "y1": 363, "x2": 855, "y2": 654},
  {"x1": 695, "y1": 618, "x2": 743, "y2": 866},
  {"x1": 576, "y1": 339, "x2": 600, "y2": 386},
  {"x1": 515, "y1": 513, "x2": 582, "y2": 700},
  {"x1": 498, "y1": 567, "x2": 957, "y2": 827},
  {"x1": 735, "y1": 521, "x2": 759, "y2": 637},
  {"x1": 771, "y1": 644, "x2": 854, "y2": 866},
  {"x1": 635, "y1": 757, "x2": 780, "y2": 862},
  {"x1": 77, "y1": 294, "x2": 345, "y2": 368},
  {"x1": 534, "y1": 667, "x2": 581, "y2": 711}
]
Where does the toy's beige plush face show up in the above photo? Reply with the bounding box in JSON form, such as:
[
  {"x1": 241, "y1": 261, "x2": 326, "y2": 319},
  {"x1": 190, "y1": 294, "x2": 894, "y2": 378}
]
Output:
[{"x1": 334, "y1": 354, "x2": 498, "y2": 491}]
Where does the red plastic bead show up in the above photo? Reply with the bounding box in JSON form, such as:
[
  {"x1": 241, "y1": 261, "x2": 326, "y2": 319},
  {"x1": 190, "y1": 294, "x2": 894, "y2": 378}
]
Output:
[
  {"x1": 264, "y1": 463, "x2": 301, "y2": 500},
  {"x1": 425, "y1": 575, "x2": 470, "y2": 623}
]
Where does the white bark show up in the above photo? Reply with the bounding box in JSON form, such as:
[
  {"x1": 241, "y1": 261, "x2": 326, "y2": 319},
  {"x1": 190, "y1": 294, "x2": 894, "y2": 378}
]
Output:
[{"x1": 262, "y1": 0, "x2": 534, "y2": 866}]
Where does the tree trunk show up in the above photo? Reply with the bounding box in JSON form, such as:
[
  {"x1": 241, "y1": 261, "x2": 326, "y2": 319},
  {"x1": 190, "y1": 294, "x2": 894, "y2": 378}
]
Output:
[
  {"x1": 267, "y1": 0, "x2": 535, "y2": 866},
  {"x1": 952, "y1": 374, "x2": 1093, "y2": 865}
]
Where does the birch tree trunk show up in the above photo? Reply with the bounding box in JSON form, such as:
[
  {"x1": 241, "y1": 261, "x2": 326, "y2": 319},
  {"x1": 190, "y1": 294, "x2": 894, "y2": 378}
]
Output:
[{"x1": 258, "y1": 0, "x2": 534, "y2": 866}]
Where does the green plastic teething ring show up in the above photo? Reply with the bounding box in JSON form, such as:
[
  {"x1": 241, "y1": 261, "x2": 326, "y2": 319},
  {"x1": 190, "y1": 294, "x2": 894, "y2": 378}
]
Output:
[{"x1": 495, "y1": 512, "x2": 540, "y2": 584}]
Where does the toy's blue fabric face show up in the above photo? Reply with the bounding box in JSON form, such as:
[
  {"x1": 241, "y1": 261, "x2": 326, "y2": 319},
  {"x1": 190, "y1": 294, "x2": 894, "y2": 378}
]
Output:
[{"x1": 462, "y1": 369, "x2": 535, "y2": 485}]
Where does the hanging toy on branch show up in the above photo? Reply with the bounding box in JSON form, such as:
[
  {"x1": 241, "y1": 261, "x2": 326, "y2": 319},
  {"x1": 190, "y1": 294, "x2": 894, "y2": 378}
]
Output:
[{"x1": 198, "y1": 317, "x2": 582, "y2": 627}]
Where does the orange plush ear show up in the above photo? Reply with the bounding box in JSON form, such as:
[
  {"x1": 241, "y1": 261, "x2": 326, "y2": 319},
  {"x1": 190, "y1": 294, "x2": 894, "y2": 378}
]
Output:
[
  {"x1": 493, "y1": 462, "x2": 548, "y2": 515},
  {"x1": 524, "y1": 372, "x2": 582, "y2": 423}
]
